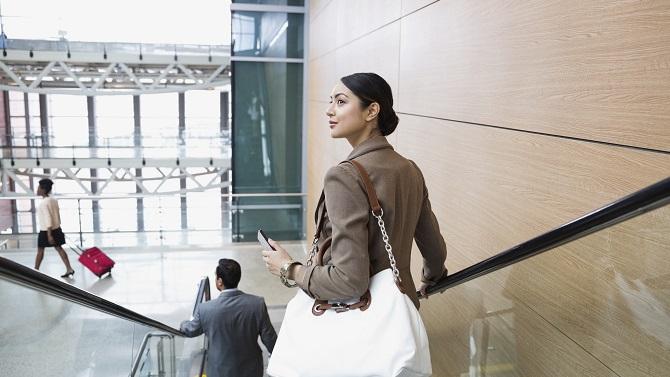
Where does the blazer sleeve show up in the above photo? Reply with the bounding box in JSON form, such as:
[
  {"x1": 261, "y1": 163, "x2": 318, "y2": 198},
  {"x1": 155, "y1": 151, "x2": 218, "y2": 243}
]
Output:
[
  {"x1": 299, "y1": 164, "x2": 370, "y2": 300},
  {"x1": 257, "y1": 298, "x2": 277, "y2": 353},
  {"x1": 179, "y1": 305, "x2": 204, "y2": 337},
  {"x1": 410, "y1": 161, "x2": 448, "y2": 284}
]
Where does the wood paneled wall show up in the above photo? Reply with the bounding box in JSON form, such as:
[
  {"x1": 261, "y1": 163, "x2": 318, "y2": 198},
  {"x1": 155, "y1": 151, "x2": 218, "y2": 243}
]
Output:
[{"x1": 307, "y1": 1, "x2": 670, "y2": 375}]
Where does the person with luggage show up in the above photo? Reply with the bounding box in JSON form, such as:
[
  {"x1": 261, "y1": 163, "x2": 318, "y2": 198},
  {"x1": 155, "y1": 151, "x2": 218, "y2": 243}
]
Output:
[
  {"x1": 34, "y1": 178, "x2": 75, "y2": 278},
  {"x1": 180, "y1": 258, "x2": 277, "y2": 377}
]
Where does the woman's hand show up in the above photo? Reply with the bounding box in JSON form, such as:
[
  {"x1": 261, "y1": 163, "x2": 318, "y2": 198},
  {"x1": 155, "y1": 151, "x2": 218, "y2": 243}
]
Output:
[
  {"x1": 418, "y1": 282, "x2": 431, "y2": 299},
  {"x1": 261, "y1": 239, "x2": 294, "y2": 277},
  {"x1": 418, "y1": 267, "x2": 448, "y2": 299}
]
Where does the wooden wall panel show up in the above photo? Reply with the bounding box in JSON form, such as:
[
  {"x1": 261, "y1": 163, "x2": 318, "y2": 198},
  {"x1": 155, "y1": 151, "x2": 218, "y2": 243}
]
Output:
[
  {"x1": 398, "y1": 0, "x2": 670, "y2": 151},
  {"x1": 309, "y1": 0, "x2": 401, "y2": 61},
  {"x1": 334, "y1": 22, "x2": 401, "y2": 101},
  {"x1": 333, "y1": 0, "x2": 401, "y2": 50},
  {"x1": 308, "y1": 0, "x2": 338, "y2": 60},
  {"x1": 401, "y1": 0, "x2": 438, "y2": 16},
  {"x1": 308, "y1": 21, "x2": 401, "y2": 103},
  {"x1": 308, "y1": 0, "x2": 332, "y2": 21},
  {"x1": 397, "y1": 114, "x2": 670, "y2": 269},
  {"x1": 307, "y1": 50, "x2": 337, "y2": 102}
]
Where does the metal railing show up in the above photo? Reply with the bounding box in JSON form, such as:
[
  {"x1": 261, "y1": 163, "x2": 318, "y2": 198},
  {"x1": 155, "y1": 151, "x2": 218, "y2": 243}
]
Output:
[{"x1": 130, "y1": 332, "x2": 177, "y2": 377}]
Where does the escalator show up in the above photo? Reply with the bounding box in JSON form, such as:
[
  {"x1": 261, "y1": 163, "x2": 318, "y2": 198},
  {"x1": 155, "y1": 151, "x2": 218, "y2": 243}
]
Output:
[
  {"x1": 1, "y1": 176, "x2": 668, "y2": 376},
  {"x1": 0, "y1": 257, "x2": 211, "y2": 377}
]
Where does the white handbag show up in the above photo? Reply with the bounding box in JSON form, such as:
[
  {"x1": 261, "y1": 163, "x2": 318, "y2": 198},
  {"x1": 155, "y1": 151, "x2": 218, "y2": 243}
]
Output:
[{"x1": 267, "y1": 160, "x2": 432, "y2": 377}]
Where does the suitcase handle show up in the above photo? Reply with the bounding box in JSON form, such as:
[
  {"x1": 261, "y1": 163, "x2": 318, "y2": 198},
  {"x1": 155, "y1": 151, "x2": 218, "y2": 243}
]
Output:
[{"x1": 64, "y1": 234, "x2": 85, "y2": 256}]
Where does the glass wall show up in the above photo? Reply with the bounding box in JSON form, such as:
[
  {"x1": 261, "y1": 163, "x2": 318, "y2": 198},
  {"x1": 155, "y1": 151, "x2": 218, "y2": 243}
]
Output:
[
  {"x1": 232, "y1": 11, "x2": 304, "y2": 58},
  {"x1": 96, "y1": 95, "x2": 135, "y2": 147},
  {"x1": 48, "y1": 95, "x2": 89, "y2": 147},
  {"x1": 231, "y1": 3, "x2": 305, "y2": 241},
  {"x1": 232, "y1": 61, "x2": 303, "y2": 240},
  {"x1": 1, "y1": 90, "x2": 230, "y2": 237}
]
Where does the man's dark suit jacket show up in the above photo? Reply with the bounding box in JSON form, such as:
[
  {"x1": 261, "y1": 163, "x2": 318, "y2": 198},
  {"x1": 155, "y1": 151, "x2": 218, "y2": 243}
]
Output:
[{"x1": 180, "y1": 289, "x2": 277, "y2": 377}]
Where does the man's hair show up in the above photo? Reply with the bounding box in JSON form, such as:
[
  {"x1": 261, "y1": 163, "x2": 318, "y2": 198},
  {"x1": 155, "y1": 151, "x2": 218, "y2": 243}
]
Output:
[
  {"x1": 38, "y1": 178, "x2": 54, "y2": 194},
  {"x1": 216, "y1": 258, "x2": 241, "y2": 289}
]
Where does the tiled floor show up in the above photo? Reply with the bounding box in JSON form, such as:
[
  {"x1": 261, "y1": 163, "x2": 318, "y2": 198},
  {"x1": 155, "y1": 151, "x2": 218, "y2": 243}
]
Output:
[{"x1": 0, "y1": 237, "x2": 308, "y2": 377}]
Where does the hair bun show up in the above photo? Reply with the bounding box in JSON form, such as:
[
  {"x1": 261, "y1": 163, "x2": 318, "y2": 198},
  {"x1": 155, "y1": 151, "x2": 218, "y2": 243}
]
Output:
[{"x1": 340, "y1": 72, "x2": 399, "y2": 136}]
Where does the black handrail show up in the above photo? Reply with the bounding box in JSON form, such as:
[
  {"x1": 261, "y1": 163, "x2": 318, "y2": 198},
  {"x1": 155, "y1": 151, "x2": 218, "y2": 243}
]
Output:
[
  {"x1": 0, "y1": 256, "x2": 183, "y2": 336},
  {"x1": 422, "y1": 176, "x2": 670, "y2": 297},
  {"x1": 192, "y1": 276, "x2": 211, "y2": 318}
]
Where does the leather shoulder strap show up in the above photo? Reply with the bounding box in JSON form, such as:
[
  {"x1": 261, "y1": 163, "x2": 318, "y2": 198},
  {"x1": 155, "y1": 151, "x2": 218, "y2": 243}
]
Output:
[
  {"x1": 343, "y1": 160, "x2": 382, "y2": 216},
  {"x1": 312, "y1": 159, "x2": 381, "y2": 241}
]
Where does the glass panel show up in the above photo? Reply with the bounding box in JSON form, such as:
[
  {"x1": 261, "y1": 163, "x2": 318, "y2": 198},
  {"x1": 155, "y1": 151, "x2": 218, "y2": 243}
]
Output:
[
  {"x1": 232, "y1": 12, "x2": 304, "y2": 58},
  {"x1": 232, "y1": 61, "x2": 303, "y2": 241},
  {"x1": 49, "y1": 117, "x2": 89, "y2": 146},
  {"x1": 99, "y1": 198, "x2": 138, "y2": 232},
  {"x1": 17, "y1": 212, "x2": 33, "y2": 233},
  {"x1": 420, "y1": 205, "x2": 670, "y2": 376},
  {"x1": 8, "y1": 91, "x2": 23, "y2": 102},
  {"x1": 59, "y1": 199, "x2": 94, "y2": 233},
  {"x1": 0, "y1": 279, "x2": 154, "y2": 376},
  {"x1": 16, "y1": 199, "x2": 32, "y2": 211},
  {"x1": 187, "y1": 191, "x2": 222, "y2": 231},
  {"x1": 143, "y1": 196, "x2": 181, "y2": 231},
  {"x1": 185, "y1": 90, "x2": 220, "y2": 137},
  {"x1": 8, "y1": 100, "x2": 24, "y2": 116},
  {"x1": 97, "y1": 95, "x2": 135, "y2": 147},
  {"x1": 49, "y1": 95, "x2": 87, "y2": 117},
  {"x1": 28, "y1": 100, "x2": 40, "y2": 117}
]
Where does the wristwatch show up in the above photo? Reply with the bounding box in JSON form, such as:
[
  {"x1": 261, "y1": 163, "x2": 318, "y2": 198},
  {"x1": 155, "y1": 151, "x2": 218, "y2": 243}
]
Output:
[{"x1": 280, "y1": 261, "x2": 301, "y2": 288}]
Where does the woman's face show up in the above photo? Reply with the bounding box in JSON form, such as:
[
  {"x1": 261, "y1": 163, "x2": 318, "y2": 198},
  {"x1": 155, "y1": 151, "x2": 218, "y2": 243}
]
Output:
[{"x1": 325, "y1": 81, "x2": 370, "y2": 141}]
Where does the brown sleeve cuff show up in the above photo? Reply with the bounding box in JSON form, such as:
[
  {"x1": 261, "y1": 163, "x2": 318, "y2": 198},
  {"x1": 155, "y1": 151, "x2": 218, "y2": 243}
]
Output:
[
  {"x1": 421, "y1": 266, "x2": 448, "y2": 285},
  {"x1": 298, "y1": 264, "x2": 317, "y2": 298}
]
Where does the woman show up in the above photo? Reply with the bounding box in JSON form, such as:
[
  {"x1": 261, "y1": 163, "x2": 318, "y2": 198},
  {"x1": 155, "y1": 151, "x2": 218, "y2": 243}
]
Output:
[
  {"x1": 34, "y1": 178, "x2": 75, "y2": 278},
  {"x1": 262, "y1": 72, "x2": 448, "y2": 375}
]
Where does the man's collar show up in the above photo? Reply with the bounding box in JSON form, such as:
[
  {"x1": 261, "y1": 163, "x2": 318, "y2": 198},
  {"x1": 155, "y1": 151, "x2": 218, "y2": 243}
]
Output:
[
  {"x1": 347, "y1": 135, "x2": 393, "y2": 160},
  {"x1": 219, "y1": 288, "x2": 242, "y2": 297}
]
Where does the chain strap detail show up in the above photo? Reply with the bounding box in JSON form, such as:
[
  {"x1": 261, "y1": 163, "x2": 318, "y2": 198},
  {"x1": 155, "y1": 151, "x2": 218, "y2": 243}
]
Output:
[
  {"x1": 372, "y1": 208, "x2": 402, "y2": 285},
  {"x1": 306, "y1": 237, "x2": 319, "y2": 267}
]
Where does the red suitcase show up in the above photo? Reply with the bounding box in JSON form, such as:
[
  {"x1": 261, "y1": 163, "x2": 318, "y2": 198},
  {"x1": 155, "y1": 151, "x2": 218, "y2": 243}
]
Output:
[{"x1": 75, "y1": 246, "x2": 115, "y2": 278}]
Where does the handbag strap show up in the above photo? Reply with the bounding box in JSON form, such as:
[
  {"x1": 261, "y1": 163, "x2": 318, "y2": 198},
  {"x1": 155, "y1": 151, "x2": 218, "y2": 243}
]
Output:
[
  {"x1": 309, "y1": 160, "x2": 402, "y2": 283},
  {"x1": 345, "y1": 160, "x2": 404, "y2": 294}
]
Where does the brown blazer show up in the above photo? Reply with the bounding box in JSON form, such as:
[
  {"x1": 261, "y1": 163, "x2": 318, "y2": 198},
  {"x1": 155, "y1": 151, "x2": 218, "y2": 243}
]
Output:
[{"x1": 298, "y1": 135, "x2": 448, "y2": 308}]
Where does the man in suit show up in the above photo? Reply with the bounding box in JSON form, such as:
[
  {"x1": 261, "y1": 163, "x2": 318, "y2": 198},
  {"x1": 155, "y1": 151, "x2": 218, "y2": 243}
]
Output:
[{"x1": 180, "y1": 258, "x2": 277, "y2": 377}]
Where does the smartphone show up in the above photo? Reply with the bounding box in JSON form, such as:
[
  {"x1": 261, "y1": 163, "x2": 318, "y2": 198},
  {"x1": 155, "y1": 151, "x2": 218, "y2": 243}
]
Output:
[{"x1": 258, "y1": 229, "x2": 275, "y2": 251}]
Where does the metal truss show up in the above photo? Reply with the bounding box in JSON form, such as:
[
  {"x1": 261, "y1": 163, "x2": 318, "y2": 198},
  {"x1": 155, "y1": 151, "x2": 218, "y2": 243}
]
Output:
[
  {"x1": 0, "y1": 157, "x2": 231, "y2": 198},
  {"x1": 0, "y1": 39, "x2": 231, "y2": 95}
]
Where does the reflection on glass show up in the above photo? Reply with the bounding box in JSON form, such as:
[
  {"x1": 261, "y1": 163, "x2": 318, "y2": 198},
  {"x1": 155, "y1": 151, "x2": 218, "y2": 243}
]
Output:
[
  {"x1": 420, "y1": 206, "x2": 670, "y2": 376},
  {"x1": 232, "y1": 61, "x2": 303, "y2": 240},
  {"x1": 0, "y1": 279, "x2": 153, "y2": 376},
  {"x1": 232, "y1": 12, "x2": 304, "y2": 58}
]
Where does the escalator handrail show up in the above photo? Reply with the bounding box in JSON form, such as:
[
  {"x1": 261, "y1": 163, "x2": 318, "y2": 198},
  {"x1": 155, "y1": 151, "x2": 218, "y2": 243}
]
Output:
[
  {"x1": 0, "y1": 256, "x2": 183, "y2": 336},
  {"x1": 192, "y1": 276, "x2": 211, "y2": 318},
  {"x1": 422, "y1": 175, "x2": 670, "y2": 297}
]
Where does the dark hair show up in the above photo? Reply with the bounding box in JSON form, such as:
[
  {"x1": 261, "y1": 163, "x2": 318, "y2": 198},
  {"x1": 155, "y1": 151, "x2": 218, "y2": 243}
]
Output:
[
  {"x1": 38, "y1": 178, "x2": 54, "y2": 195},
  {"x1": 340, "y1": 72, "x2": 399, "y2": 136},
  {"x1": 216, "y1": 258, "x2": 241, "y2": 289}
]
